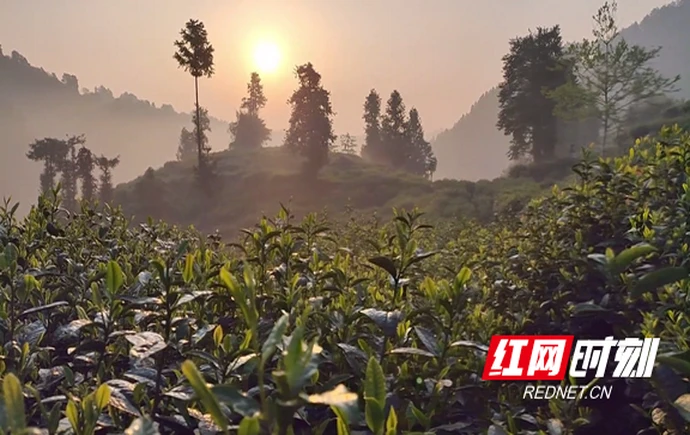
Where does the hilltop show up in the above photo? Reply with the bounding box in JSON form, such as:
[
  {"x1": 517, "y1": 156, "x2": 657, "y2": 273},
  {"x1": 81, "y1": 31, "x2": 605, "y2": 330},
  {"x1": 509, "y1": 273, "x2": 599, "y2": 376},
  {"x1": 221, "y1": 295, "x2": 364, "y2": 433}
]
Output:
[
  {"x1": 0, "y1": 47, "x2": 231, "y2": 214},
  {"x1": 432, "y1": 0, "x2": 690, "y2": 181},
  {"x1": 113, "y1": 146, "x2": 556, "y2": 239}
]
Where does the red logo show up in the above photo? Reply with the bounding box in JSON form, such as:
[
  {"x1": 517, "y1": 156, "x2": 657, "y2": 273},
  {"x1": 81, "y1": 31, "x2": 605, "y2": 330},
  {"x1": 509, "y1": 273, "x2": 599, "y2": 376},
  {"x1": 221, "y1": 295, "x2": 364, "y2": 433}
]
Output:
[{"x1": 482, "y1": 335, "x2": 574, "y2": 380}]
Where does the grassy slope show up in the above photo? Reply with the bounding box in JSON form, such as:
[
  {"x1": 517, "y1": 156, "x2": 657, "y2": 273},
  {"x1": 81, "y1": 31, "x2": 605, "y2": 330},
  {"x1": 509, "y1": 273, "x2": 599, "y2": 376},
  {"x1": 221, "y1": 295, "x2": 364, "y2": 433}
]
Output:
[{"x1": 113, "y1": 146, "x2": 559, "y2": 239}]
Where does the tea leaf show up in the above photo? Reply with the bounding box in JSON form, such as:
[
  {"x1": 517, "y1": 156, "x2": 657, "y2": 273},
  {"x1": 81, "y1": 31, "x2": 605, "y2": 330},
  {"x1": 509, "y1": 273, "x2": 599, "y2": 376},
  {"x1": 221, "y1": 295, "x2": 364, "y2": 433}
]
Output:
[
  {"x1": 631, "y1": 267, "x2": 688, "y2": 298},
  {"x1": 368, "y1": 256, "x2": 397, "y2": 279},
  {"x1": 181, "y1": 360, "x2": 228, "y2": 431},
  {"x1": 106, "y1": 260, "x2": 124, "y2": 294},
  {"x1": 95, "y1": 383, "x2": 111, "y2": 411},
  {"x1": 365, "y1": 357, "x2": 386, "y2": 406},
  {"x1": 183, "y1": 253, "x2": 195, "y2": 284},
  {"x1": 385, "y1": 406, "x2": 398, "y2": 435},
  {"x1": 609, "y1": 243, "x2": 656, "y2": 275},
  {"x1": 238, "y1": 415, "x2": 260, "y2": 435},
  {"x1": 261, "y1": 312, "x2": 289, "y2": 365},
  {"x1": 3, "y1": 373, "x2": 26, "y2": 432},
  {"x1": 210, "y1": 384, "x2": 260, "y2": 417}
]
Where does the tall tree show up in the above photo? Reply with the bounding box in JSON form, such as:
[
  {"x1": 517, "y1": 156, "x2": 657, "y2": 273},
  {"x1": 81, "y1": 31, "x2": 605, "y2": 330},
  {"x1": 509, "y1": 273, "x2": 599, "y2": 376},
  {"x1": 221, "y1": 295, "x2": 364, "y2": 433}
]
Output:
[
  {"x1": 380, "y1": 90, "x2": 408, "y2": 168},
  {"x1": 57, "y1": 135, "x2": 85, "y2": 212},
  {"x1": 497, "y1": 25, "x2": 570, "y2": 163},
  {"x1": 229, "y1": 72, "x2": 271, "y2": 149},
  {"x1": 96, "y1": 155, "x2": 120, "y2": 204},
  {"x1": 361, "y1": 89, "x2": 383, "y2": 163},
  {"x1": 177, "y1": 127, "x2": 196, "y2": 161},
  {"x1": 177, "y1": 106, "x2": 211, "y2": 161},
  {"x1": 76, "y1": 146, "x2": 96, "y2": 202},
  {"x1": 548, "y1": 1, "x2": 680, "y2": 155},
  {"x1": 26, "y1": 138, "x2": 69, "y2": 194},
  {"x1": 241, "y1": 72, "x2": 268, "y2": 115},
  {"x1": 173, "y1": 19, "x2": 215, "y2": 177},
  {"x1": 284, "y1": 63, "x2": 336, "y2": 176},
  {"x1": 406, "y1": 108, "x2": 436, "y2": 179}
]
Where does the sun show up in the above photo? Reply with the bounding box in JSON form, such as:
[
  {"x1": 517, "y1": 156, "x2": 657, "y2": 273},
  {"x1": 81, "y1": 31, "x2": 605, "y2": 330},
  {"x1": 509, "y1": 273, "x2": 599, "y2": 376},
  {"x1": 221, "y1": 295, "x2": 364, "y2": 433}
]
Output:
[{"x1": 253, "y1": 41, "x2": 281, "y2": 74}]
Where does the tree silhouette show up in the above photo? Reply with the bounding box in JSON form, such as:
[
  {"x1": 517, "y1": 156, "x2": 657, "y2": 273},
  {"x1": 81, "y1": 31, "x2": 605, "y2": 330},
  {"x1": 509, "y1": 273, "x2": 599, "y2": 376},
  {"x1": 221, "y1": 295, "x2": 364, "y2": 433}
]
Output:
[
  {"x1": 177, "y1": 106, "x2": 211, "y2": 161},
  {"x1": 57, "y1": 135, "x2": 85, "y2": 212},
  {"x1": 177, "y1": 127, "x2": 196, "y2": 162},
  {"x1": 381, "y1": 90, "x2": 408, "y2": 168},
  {"x1": 548, "y1": 1, "x2": 680, "y2": 155},
  {"x1": 229, "y1": 111, "x2": 271, "y2": 150},
  {"x1": 241, "y1": 72, "x2": 268, "y2": 115},
  {"x1": 284, "y1": 63, "x2": 336, "y2": 177},
  {"x1": 173, "y1": 19, "x2": 215, "y2": 177},
  {"x1": 135, "y1": 167, "x2": 169, "y2": 220},
  {"x1": 497, "y1": 25, "x2": 569, "y2": 163},
  {"x1": 361, "y1": 89, "x2": 383, "y2": 163},
  {"x1": 338, "y1": 133, "x2": 358, "y2": 154},
  {"x1": 26, "y1": 138, "x2": 69, "y2": 194},
  {"x1": 96, "y1": 155, "x2": 120, "y2": 204},
  {"x1": 229, "y1": 72, "x2": 271, "y2": 149},
  {"x1": 406, "y1": 108, "x2": 436, "y2": 178},
  {"x1": 76, "y1": 146, "x2": 96, "y2": 202}
]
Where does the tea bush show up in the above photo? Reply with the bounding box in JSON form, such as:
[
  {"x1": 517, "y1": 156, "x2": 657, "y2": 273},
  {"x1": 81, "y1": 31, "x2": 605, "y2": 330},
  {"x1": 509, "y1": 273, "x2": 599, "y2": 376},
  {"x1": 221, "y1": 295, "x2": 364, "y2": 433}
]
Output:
[{"x1": 0, "y1": 127, "x2": 690, "y2": 434}]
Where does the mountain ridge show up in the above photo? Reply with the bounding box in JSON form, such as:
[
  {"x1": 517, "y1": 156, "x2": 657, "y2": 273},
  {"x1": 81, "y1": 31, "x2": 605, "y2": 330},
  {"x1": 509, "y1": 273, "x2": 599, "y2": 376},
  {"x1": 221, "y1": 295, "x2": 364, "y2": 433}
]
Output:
[{"x1": 0, "y1": 47, "x2": 234, "y2": 214}]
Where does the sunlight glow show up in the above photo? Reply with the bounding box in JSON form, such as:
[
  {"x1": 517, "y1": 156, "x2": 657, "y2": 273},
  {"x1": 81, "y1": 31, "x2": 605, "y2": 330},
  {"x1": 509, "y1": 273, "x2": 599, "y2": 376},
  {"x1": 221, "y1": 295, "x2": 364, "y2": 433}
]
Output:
[{"x1": 253, "y1": 41, "x2": 281, "y2": 74}]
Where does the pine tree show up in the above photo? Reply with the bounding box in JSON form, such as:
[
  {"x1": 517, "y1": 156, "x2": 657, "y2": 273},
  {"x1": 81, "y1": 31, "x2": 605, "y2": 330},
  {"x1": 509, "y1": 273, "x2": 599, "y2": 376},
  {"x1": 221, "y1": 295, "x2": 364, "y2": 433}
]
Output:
[
  {"x1": 284, "y1": 63, "x2": 336, "y2": 177},
  {"x1": 241, "y1": 72, "x2": 267, "y2": 115},
  {"x1": 361, "y1": 89, "x2": 383, "y2": 162},
  {"x1": 229, "y1": 72, "x2": 271, "y2": 149},
  {"x1": 405, "y1": 108, "x2": 436, "y2": 178},
  {"x1": 380, "y1": 90, "x2": 408, "y2": 168}
]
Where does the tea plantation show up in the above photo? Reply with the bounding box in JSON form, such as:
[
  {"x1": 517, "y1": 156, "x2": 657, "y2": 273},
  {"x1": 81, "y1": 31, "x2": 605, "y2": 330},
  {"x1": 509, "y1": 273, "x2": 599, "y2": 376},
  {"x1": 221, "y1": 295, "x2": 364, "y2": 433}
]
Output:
[{"x1": 1, "y1": 127, "x2": 690, "y2": 434}]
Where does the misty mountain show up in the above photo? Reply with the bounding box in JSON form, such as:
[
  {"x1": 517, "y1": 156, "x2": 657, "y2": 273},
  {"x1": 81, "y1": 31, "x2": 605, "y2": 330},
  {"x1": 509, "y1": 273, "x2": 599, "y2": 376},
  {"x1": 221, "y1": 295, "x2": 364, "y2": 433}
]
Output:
[
  {"x1": 0, "y1": 47, "x2": 233, "y2": 213},
  {"x1": 432, "y1": 0, "x2": 690, "y2": 181}
]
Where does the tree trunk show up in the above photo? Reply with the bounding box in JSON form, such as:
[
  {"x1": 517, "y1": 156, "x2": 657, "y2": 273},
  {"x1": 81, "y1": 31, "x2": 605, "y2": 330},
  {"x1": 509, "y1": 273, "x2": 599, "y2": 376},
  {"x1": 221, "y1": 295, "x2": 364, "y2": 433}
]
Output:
[
  {"x1": 602, "y1": 117, "x2": 609, "y2": 158},
  {"x1": 195, "y1": 76, "x2": 202, "y2": 169}
]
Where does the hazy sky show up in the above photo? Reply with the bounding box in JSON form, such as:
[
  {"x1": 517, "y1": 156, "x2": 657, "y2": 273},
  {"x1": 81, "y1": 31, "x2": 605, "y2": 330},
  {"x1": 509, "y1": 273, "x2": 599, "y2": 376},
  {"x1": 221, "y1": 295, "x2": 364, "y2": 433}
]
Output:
[{"x1": 0, "y1": 0, "x2": 673, "y2": 138}]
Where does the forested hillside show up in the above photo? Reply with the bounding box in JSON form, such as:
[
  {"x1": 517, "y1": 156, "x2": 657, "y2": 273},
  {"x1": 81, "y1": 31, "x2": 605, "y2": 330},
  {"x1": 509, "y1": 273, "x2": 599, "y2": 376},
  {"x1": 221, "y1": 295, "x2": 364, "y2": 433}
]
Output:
[
  {"x1": 113, "y1": 146, "x2": 550, "y2": 237},
  {"x1": 0, "y1": 48, "x2": 229, "y2": 214},
  {"x1": 432, "y1": 0, "x2": 690, "y2": 181}
]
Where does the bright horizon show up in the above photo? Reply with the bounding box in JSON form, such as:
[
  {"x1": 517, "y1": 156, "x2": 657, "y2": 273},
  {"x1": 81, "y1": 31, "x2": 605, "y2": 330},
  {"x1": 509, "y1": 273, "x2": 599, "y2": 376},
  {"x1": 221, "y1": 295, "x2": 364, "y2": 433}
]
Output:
[{"x1": 0, "y1": 0, "x2": 673, "y2": 139}]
